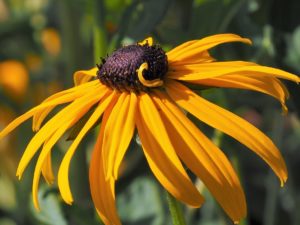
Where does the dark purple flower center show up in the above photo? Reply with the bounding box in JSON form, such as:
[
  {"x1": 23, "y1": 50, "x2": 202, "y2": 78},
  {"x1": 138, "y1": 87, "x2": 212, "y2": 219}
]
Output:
[{"x1": 96, "y1": 42, "x2": 168, "y2": 92}]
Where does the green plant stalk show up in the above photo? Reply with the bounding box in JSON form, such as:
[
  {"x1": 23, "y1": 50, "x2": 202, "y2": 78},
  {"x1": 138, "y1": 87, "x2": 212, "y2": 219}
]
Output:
[
  {"x1": 57, "y1": 0, "x2": 90, "y2": 209},
  {"x1": 166, "y1": 191, "x2": 187, "y2": 225},
  {"x1": 211, "y1": 90, "x2": 248, "y2": 225},
  {"x1": 263, "y1": 112, "x2": 284, "y2": 225},
  {"x1": 92, "y1": 0, "x2": 107, "y2": 64},
  {"x1": 93, "y1": 26, "x2": 107, "y2": 64}
]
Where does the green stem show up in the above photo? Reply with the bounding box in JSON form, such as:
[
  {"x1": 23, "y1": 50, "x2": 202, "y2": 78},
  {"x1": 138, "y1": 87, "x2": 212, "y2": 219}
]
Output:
[
  {"x1": 92, "y1": 0, "x2": 107, "y2": 64},
  {"x1": 166, "y1": 191, "x2": 187, "y2": 225},
  {"x1": 217, "y1": 0, "x2": 246, "y2": 32},
  {"x1": 211, "y1": 90, "x2": 248, "y2": 225},
  {"x1": 263, "y1": 112, "x2": 283, "y2": 225}
]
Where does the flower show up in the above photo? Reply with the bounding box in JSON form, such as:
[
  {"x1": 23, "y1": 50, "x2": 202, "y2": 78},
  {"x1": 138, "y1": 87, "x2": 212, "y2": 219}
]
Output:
[
  {"x1": 0, "y1": 34, "x2": 299, "y2": 225},
  {"x1": 0, "y1": 60, "x2": 29, "y2": 102},
  {"x1": 40, "y1": 28, "x2": 61, "y2": 56}
]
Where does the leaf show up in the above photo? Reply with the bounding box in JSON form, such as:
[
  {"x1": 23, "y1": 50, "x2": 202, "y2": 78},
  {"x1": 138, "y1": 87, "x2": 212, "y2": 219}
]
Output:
[
  {"x1": 117, "y1": 177, "x2": 166, "y2": 225},
  {"x1": 126, "y1": 0, "x2": 172, "y2": 40},
  {"x1": 30, "y1": 185, "x2": 67, "y2": 225},
  {"x1": 285, "y1": 26, "x2": 300, "y2": 70}
]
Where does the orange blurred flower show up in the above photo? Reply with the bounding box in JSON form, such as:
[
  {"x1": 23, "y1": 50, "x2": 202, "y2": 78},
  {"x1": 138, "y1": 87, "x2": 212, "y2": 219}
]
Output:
[
  {"x1": 41, "y1": 28, "x2": 61, "y2": 56},
  {"x1": 0, "y1": 60, "x2": 29, "y2": 102}
]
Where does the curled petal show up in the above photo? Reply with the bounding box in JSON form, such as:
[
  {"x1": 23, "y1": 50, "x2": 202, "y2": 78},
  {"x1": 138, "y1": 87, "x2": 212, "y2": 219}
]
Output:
[{"x1": 73, "y1": 68, "x2": 98, "y2": 86}]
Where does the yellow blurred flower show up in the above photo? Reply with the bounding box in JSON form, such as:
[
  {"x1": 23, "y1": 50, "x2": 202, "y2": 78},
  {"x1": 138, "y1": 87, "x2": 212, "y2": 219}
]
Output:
[
  {"x1": 0, "y1": 60, "x2": 29, "y2": 102},
  {"x1": 0, "y1": 34, "x2": 300, "y2": 225},
  {"x1": 41, "y1": 28, "x2": 61, "y2": 56}
]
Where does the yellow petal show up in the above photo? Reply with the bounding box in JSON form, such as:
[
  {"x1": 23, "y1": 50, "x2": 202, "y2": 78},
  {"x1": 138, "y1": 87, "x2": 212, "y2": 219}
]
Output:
[
  {"x1": 102, "y1": 92, "x2": 137, "y2": 180},
  {"x1": 32, "y1": 80, "x2": 100, "y2": 131},
  {"x1": 169, "y1": 61, "x2": 255, "y2": 73},
  {"x1": 169, "y1": 61, "x2": 300, "y2": 83},
  {"x1": 73, "y1": 68, "x2": 97, "y2": 86},
  {"x1": 1, "y1": 81, "x2": 101, "y2": 139},
  {"x1": 31, "y1": 88, "x2": 106, "y2": 209},
  {"x1": 41, "y1": 143, "x2": 55, "y2": 184},
  {"x1": 166, "y1": 81, "x2": 288, "y2": 186},
  {"x1": 186, "y1": 74, "x2": 290, "y2": 113},
  {"x1": 136, "y1": 93, "x2": 204, "y2": 207},
  {"x1": 153, "y1": 91, "x2": 246, "y2": 222},
  {"x1": 17, "y1": 87, "x2": 104, "y2": 180},
  {"x1": 58, "y1": 91, "x2": 116, "y2": 204},
  {"x1": 32, "y1": 106, "x2": 56, "y2": 132},
  {"x1": 32, "y1": 122, "x2": 71, "y2": 210},
  {"x1": 89, "y1": 103, "x2": 122, "y2": 225},
  {"x1": 169, "y1": 50, "x2": 215, "y2": 65},
  {"x1": 167, "y1": 34, "x2": 251, "y2": 62}
]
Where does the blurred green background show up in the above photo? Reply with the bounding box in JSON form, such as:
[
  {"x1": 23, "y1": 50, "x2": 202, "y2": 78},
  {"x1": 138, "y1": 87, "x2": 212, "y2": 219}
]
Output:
[{"x1": 0, "y1": 0, "x2": 300, "y2": 225}]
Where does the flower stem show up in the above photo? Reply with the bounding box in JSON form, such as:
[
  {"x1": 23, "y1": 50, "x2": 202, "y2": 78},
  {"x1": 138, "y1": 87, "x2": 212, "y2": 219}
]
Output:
[
  {"x1": 263, "y1": 111, "x2": 283, "y2": 225},
  {"x1": 92, "y1": 0, "x2": 107, "y2": 64},
  {"x1": 166, "y1": 191, "x2": 187, "y2": 225}
]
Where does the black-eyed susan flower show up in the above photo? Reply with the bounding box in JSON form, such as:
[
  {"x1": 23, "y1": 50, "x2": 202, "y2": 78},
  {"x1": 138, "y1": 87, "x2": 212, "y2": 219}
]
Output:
[{"x1": 1, "y1": 34, "x2": 299, "y2": 225}]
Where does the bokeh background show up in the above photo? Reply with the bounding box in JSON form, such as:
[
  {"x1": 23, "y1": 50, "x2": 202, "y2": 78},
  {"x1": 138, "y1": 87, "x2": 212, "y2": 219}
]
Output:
[{"x1": 0, "y1": 0, "x2": 300, "y2": 225}]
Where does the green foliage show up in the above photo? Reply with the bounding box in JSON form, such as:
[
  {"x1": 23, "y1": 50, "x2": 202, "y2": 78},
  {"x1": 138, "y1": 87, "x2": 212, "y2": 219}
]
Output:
[
  {"x1": 118, "y1": 177, "x2": 166, "y2": 225},
  {"x1": 30, "y1": 186, "x2": 67, "y2": 225}
]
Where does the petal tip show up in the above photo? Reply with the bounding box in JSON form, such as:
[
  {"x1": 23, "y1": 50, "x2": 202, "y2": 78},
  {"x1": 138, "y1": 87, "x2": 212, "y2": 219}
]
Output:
[
  {"x1": 63, "y1": 198, "x2": 73, "y2": 205},
  {"x1": 243, "y1": 38, "x2": 252, "y2": 45},
  {"x1": 16, "y1": 171, "x2": 22, "y2": 180},
  {"x1": 45, "y1": 178, "x2": 55, "y2": 185},
  {"x1": 281, "y1": 103, "x2": 288, "y2": 115},
  {"x1": 280, "y1": 176, "x2": 288, "y2": 188},
  {"x1": 33, "y1": 198, "x2": 41, "y2": 211}
]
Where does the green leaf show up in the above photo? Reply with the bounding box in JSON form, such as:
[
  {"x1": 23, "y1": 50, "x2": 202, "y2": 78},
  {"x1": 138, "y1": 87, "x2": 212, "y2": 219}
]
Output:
[
  {"x1": 125, "y1": 0, "x2": 171, "y2": 40},
  {"x1": 285, "y1": 26, "x2": 300, "y2": 70},
  {"x1": 30, "y1": 185, "x2": 67, "y2": 225},
  {"x1": 117, "y1": 177, "x2": 165, "y2": 225}
]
